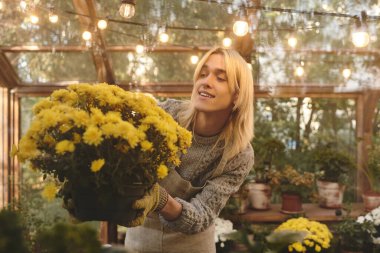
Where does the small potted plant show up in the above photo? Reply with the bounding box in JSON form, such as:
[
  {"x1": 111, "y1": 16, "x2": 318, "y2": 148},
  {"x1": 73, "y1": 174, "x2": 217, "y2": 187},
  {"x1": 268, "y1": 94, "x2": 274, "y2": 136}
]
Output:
[
  {"x1": 335, "y1": 217, "x2": 372, "y2": 253},
  {"x1": 311, "y1": 146, "x2": 356, "y2": 209},
  {"x1": 268, "y1": 165, "x2": 315, "y2": 214},
  {"x1": 247, "y1": 138, "x2": 286, "y2": 210},
  {"x1": 356, "y1": 206, "x2": 380, "y2": 251},
  {"x1": 362, "y1": 145, "x2": 380, "y2": 211}
]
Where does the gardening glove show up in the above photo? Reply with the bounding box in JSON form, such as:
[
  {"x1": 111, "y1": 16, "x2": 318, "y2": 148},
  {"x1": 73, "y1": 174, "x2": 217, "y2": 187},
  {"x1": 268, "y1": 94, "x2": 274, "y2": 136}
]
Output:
[{"x1": 126, "y1": 183, "x2": 169, "y2": 227}]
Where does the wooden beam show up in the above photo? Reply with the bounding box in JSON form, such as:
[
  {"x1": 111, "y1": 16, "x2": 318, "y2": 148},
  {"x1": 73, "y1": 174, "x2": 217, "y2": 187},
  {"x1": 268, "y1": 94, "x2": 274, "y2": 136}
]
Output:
[
  {"x1": 356, "y1": 90, "x2": 380, "y2": 197},
  {"x1": 1, "y1": 45, "x2": 379, "y2": 56},
  {"x1": 0, "y1": 52, "x2": 20, "y2": 88},
  {"x1": 0, "y1": 87, "x2": 9, "y2": 208},
  {"x1": 72, "y1": 0, "x2": 115, "y2": 84}
]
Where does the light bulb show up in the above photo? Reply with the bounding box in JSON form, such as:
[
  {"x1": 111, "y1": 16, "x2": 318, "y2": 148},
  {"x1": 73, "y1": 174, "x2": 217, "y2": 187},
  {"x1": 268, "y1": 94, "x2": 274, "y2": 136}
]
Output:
[
  {"x1": 20, "y1": 1, "x2": 27, "y2": 10},
  {"x1": 159, "y1": 32, "x2": 169, "y2": 43},
  {"x1": 342, "y1": 68, "x2": 351, "y2": 79},
  {"x1": 295, "y1": 66, "x2": 304, "y2": 77},
  {"x1": 352, "y1": 31, "x2": 370, "y2": 48},
  {"x1": 82, "y1": 31, "x2": 92, "y2": 41},
  {"x1": 97, "y1": 19, "x2": 108, "y2": 30},
  {"x1": 0, "y1": 2, "x2": 4, "y2": 10},
  {"x1": 49, "y1": 13, "x2": 59, "y2": 23},
  {"x1": 233, "y1": 20, "x2": 249, "y2": 37},
  {"x1": 30, "y1": 14, "x2": 39, "y2": 24},
  {"x1": 190, "y1": 55, "x2": 199, "y2": 64},
  {"x1": 222, "y1": 37, "x2": 232, "y2": 48},
  {"x1": 119, "y1": 0, "x2": 136, "y2": 19},
  {"x1": 135, "y1": 44, "x2": 144, "y2": 54},
  {"x1": 288, "y1": 36, "x2": 298, "y2": 48}
]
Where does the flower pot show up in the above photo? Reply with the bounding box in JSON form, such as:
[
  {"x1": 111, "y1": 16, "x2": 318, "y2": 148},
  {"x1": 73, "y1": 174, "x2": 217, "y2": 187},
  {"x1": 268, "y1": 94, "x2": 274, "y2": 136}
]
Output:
[
  {"x1": 70, "y1": 184, "x2": 146, "y2": 226},
  {"x1": 281, "y1": 193, "x2": 303, "y2": 214},
  {"x1": 317, "y1": 180, "x2": 345, "y2": 209},
  {"x1": 362, "y1": 191, "x2": 380, "y2": 211},
  {"x1": 247, "y1": 182, "x2": 271, "y2": 210}
]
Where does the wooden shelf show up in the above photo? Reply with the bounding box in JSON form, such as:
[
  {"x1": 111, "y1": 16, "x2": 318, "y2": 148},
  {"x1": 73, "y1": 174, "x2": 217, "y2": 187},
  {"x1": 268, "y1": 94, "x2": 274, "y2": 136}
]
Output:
[{"x1": 233, "y1": 203, "x2": 366, "y2": 223}]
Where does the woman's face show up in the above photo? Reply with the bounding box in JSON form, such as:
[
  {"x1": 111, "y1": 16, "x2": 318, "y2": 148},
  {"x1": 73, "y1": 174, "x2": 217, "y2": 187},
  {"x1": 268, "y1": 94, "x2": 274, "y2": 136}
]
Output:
[{"x1": 191, "y1": 53, "x2": 235, "y2": 115}]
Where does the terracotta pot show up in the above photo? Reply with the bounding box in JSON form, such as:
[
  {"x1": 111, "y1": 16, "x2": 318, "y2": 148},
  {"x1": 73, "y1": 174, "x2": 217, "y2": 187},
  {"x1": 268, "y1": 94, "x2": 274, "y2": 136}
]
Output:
[
  {"x1": 317, "y1": 180, "x2": 345, "y2": 209},
  {"x1": 281, "y1": 193, "x2": 303, "y2": 214},
  {"x1": 247, "y1": 182, "x2": 271, "y2": 210},
  {"x1": 362, "y1": 191, "x2": 380, "y2": 211}
]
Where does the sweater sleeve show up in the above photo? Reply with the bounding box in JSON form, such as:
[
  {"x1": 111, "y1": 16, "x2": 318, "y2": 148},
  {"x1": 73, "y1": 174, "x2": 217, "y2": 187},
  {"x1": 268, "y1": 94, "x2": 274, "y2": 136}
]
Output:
[{"x1": 159, "y1": 144, "x2": 254, "y2": 234}]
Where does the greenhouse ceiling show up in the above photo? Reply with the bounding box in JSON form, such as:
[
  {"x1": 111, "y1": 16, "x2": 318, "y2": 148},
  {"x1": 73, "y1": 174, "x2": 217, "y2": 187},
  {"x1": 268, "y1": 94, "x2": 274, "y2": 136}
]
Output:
[{"x1": 1, "y1": 0, "x2": 380, "y2": 95}]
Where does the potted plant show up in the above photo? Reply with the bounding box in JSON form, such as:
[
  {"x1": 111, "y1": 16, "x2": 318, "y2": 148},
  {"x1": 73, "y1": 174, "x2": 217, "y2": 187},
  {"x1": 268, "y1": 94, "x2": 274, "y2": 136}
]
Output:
[
  {"x1": 356, "y1": 206, "x2": 380, "y2": 251},
  {"x1": 274, "y1": 217, "x2": 333, "y2": 253},
  {"x1": 362, "y1": 145, "x2": 380, "y2": 211},
  {"x1": 311, "y1": 146, "x2": 356, "y2": 209},
  {"x1": 13, "y1": 83, "x2": 192, "y2": 226},
  {"x1": 247, "y1": 138, "x2": 286, "y2": 210},
  {"x1": 335, "y1": 217, "x2": 372, "y2": 253},
  {"x1": 268, "y1": 165, "x2": 315, "y2": 214}
]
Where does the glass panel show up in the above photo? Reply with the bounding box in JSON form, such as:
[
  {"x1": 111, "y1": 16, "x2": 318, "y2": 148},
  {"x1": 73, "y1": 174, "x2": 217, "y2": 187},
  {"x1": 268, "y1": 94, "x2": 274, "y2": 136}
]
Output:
[
  {"x1": 110, "y1": 51, "x2": 196, "y2": 82},
  {"x1": 254, "y1": 97, "x2": 357, "y2": 201},
  {"x1": 97, "y1": 0, "x2": 232, "y2": 46},
  {"x1": 6, "y1": 52, "x2": 97, "y2": 83},
  {"x1": 0, "y1": 0, "x2": 83, "y2": 46}
]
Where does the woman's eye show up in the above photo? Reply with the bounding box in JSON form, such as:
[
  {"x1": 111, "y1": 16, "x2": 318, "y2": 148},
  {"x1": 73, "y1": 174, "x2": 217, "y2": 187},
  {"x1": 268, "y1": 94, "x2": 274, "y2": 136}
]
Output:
[{"x1": 217, "y1": 76, "x2": 226, "y2": 82}]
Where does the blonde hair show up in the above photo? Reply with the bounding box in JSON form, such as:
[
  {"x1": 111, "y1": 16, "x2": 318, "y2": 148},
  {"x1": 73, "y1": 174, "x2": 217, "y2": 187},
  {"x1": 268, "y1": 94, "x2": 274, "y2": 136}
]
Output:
[{"x1": 178, "y1": 47, "x2": 254, "y2": 161}]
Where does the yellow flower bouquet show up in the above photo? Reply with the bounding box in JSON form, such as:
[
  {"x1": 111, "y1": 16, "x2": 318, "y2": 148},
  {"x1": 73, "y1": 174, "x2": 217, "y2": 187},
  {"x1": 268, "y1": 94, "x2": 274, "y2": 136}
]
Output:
[
  {"x1": 14, "y1": 83, "x2": 192, "y2": 225},
  {"x1": 274, "y1": 217, "x2": 333, "y2": 253}
]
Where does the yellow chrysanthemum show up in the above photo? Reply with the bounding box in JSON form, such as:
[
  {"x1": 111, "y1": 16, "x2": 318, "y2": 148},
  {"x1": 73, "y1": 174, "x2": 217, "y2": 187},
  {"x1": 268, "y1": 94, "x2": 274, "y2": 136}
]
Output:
[
  {"x1": 91, "y1": 159, "x2": 105, "y2": 172},
  {"x1": 140, "y1": 140, "x2": 153, "y2": 151},
  {"x1": 55, "y1": 140, "x2": 75, "y2": 154},
  {"x1": 41, "y1": 182, "x2": 58, "y2": 201},
  {"x1": 83, "y1": 126, "x2": 103, "y2": 146},
  {"x1": 157, "y1": 164, "x2": 168, "y2": 179}
]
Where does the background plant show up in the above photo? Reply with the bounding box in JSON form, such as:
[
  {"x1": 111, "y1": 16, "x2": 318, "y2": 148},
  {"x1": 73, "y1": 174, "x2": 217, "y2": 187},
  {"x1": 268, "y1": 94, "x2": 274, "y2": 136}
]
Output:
[{"x1": 366, "y1": 145, "x2": 380, "y2": 192}]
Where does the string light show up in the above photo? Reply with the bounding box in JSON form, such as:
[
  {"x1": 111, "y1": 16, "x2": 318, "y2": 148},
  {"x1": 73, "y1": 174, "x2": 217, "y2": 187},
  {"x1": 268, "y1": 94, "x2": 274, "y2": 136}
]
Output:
[
  {"x1": 48, "y1": 9, "x2": 59, "y2": 23},
  {"x1": 222, "y1": 37, "x2": 232, "y2": 48},
  {"x1": 20, "y1": 1, "x2": 27, "y2": 11},
  {"x1": 30, "y1": 14, "x2": 39, "y2": 24},
  {"x1": 294, "y1": 66, "x2": 304, "y2": 77},
  {"x1": 190, "y1": 55, "x2": 199, "y2": 64},
  {"x1": 233, "y1": 20, "x2": 249, "y2": 37},
  {"x1": 135, "y1": 44, "x2": 145, "y2": 54},
  {"x1": 342, "y1": 68, "x2": 351, "y2": 79},
  {"x1": 352, "y1": 11, "x2": 370, "y2": 48},
  {"x1": 159, "y1": 32, "x2": 169, "y2": 43},
  {"x1": 119, "y1": 0, "x2": 136, "y2": 19},
  {"x1": 288, "y1": 34, "x2": 298, "y2": 48},
  {"x1": 97, "y1": 19, "x2": 108, "y2": 30},
  {"x1": 82, "y1": 31, "x2": 92, "y2": 41}
]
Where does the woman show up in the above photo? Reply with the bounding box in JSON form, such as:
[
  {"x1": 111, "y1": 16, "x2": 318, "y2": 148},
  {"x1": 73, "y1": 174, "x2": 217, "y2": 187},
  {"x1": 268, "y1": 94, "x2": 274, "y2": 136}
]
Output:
[{"x1": 125, "y1": 46, "x2": 254, "y2": 253}]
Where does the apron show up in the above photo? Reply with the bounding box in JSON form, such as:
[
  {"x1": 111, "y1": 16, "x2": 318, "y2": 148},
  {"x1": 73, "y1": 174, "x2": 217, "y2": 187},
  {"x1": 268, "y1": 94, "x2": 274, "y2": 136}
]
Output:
[{"x1": 125, "y1": 157, "x2": 227, "y2": 253}]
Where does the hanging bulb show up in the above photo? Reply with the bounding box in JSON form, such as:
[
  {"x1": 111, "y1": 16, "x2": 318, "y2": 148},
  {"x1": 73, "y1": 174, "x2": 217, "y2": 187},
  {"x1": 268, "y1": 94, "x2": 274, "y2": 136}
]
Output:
[
  {"x1": 0, "y1": 2, "x2": 4, "y2": 11},
  {"x1": 233, "y1": 20, "x2": 249, "y2": 37},
  {"x1": 159, "y1": 32, "x2": 169, "y2": 43},
  {"x1": 294, "y1": 66, "x2": 304, "y2": 77},
  {"x1": 30, "y1": 14, "x2": 39, "y2": 24},
  {"x1": 352, "y1": 31, "x2": 370, "y2": 48},
  {"x1": 352, "y1": 11, "x2": 370, "y2": 48},
  {"x1": 20, "y1": 1, "x2": 27, "y2": 11},
  {"x1": 82, "y1": 31, "x2": 92, "y2": 41},
  {"x1": 135, "y1": 44, "x2": 145, "y2": 54},
  {"x1": 222, "y1": 37, "x2": 232, "y2": 48},
  {"x1": 97, "y1": 19, "x2": 108, "y2": 30},
  {"x1": 288, "y1": 35, "x2": 298, "y2": 48},
  {"x1": 49, "y1": 12, "x2": 59, "y2": 23},
  {"x1": 342, "y1": 68, "x2": 352, "y2": 79},
  {"x1": 190, "y1": 55, "x2": 199, "y2": 64},
  {"x1": 119, "y1": 0, "x2": 136, "y2": 19}
]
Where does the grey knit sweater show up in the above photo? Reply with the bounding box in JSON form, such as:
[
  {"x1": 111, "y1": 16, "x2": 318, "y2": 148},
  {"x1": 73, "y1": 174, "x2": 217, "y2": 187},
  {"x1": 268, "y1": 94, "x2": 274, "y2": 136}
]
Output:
[{"x1": 158, "y1": 99, "x2": 254, "y2": 234}]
